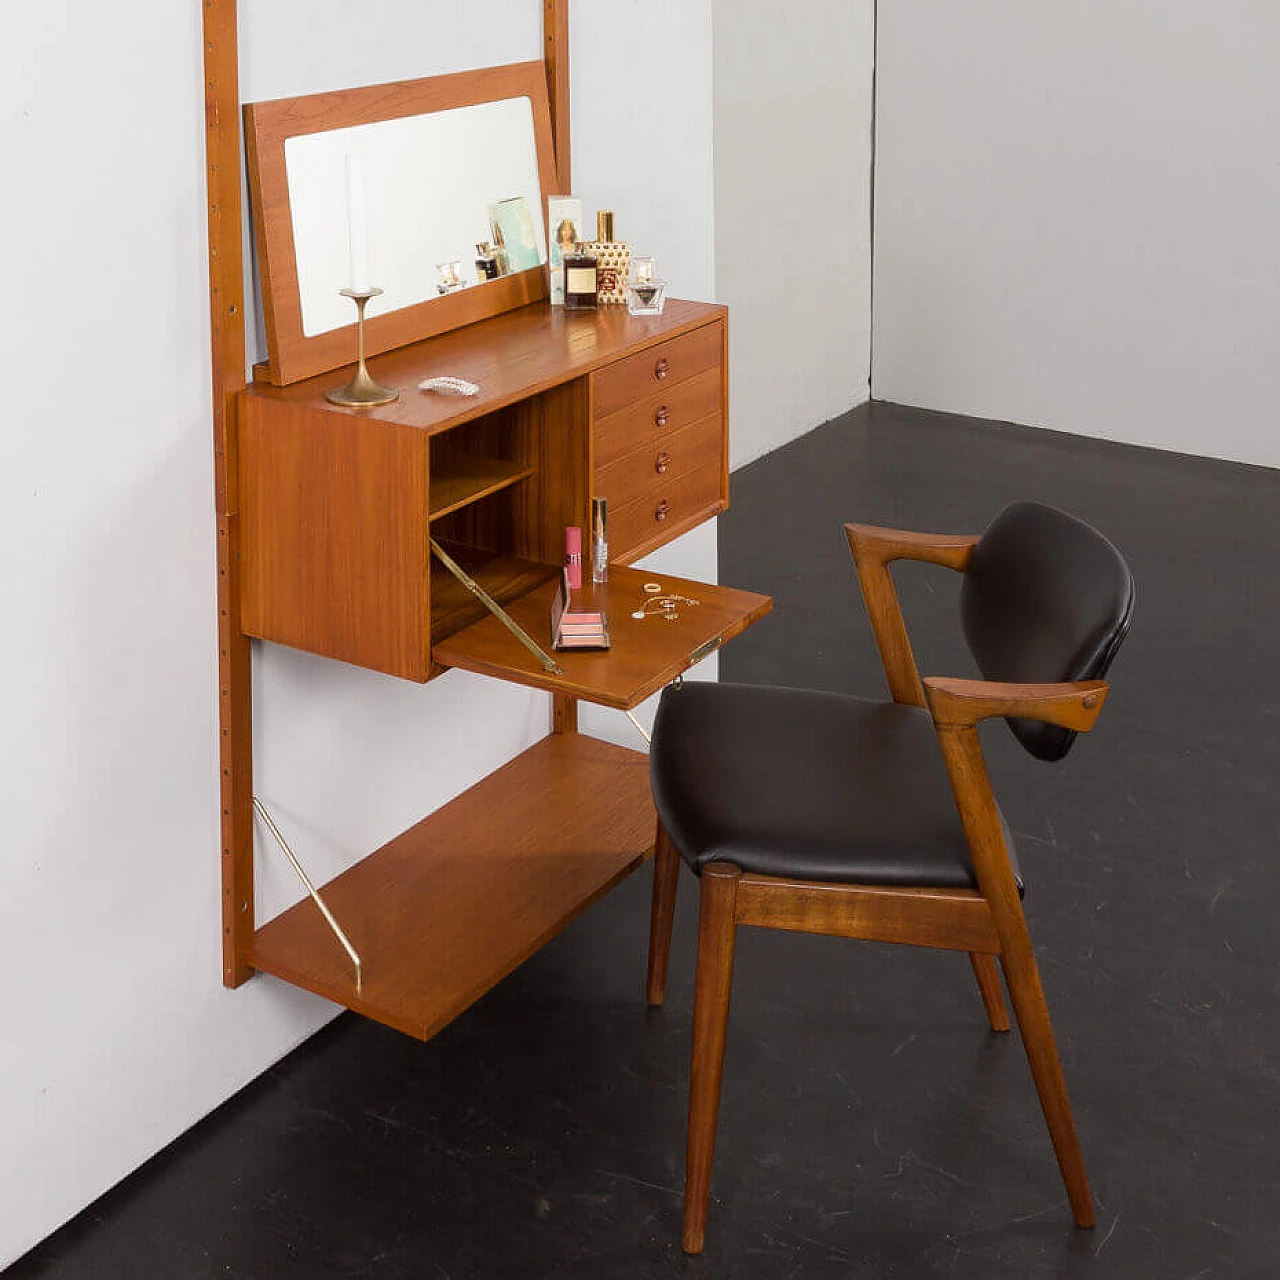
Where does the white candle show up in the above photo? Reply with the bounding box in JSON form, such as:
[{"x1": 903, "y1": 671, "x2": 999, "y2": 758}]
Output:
[{"x1": 345, "y1": 153, "x2": 370, "y2": 292}]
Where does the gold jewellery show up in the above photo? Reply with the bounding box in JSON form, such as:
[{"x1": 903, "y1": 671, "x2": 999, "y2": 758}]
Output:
[{"x1": 630, "y1": 582, "x2": 701, "y2": 622}]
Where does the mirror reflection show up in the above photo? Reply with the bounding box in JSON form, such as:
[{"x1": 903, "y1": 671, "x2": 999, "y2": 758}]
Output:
[{"x1": 284, "y1": 95, "x2": 547, "y2": 338}]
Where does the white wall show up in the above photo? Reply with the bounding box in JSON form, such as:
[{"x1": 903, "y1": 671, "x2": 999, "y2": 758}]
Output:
[
  {"x1": 713, "y1": 0, "x2": 876, "y2": 469},
  {"x1": 0, "y1": 1, "x2": 716, "y2": 1266},
  {"x1": 872, "y1": 1, "x2": 1280, "y2": 468}
]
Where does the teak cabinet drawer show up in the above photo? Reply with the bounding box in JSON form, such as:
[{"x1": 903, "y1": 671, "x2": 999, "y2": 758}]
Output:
[
  {"x1": 594, "y1": 366, "x2": 721, "y2": 472},
  {"x1": 591, "y1": 321, "x2": 723, "y2": 420},
  {"x1": 597, "y1": 413, "x2": 723, "y2": 512},
  {"x1": 609, "y1": 466, "x2": 724, "y2": 563}
]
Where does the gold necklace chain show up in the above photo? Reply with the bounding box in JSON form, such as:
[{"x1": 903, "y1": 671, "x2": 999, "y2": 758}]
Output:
[{"x1": 630, "y1": 583, "x2": 701, "y2": 622}]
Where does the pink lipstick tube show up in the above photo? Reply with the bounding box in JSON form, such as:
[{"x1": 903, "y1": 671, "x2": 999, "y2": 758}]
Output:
[{"x1": 564, "y1": 525, "x2": 583, "y2": 589}]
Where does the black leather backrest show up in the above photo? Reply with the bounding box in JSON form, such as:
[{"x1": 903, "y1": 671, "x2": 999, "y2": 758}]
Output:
[{"x1": 960, "y1": 502, "x2": 1135, "y2": 762}]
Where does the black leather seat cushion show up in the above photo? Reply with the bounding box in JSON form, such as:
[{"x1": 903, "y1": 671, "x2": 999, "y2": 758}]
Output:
[{"x1": 651, "y1": 682, "x2": 1022, "y2": 892}]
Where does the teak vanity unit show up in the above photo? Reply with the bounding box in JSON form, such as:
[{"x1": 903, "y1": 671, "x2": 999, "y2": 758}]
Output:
[
  {"x1": 202, "y1": 2, "x2": 770, "y2": 1043},
  {"x1": 239, "y1": 301, "x2": 769, "y2": 1037}
]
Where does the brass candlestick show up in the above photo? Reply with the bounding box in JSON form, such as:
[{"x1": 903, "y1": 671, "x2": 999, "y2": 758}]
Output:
[{"x1": 326, "y1": 287, "x2": 399, "y2": 407}]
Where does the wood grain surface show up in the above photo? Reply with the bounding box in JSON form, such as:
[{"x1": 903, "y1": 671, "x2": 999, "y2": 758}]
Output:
[
  {"x1": 245, "y1": 62, "x2": 561, "y2": 386},
  {"x1": 238, "y1": 397, "x2": 433, "y2": 680},
  {"x1": 544, "y1": 0, "x2": 571, "y2": 190},
  {"x1": 594, "y1": 365, "x2": 722, "y2": 470},
  {"x1": 734, "y1": 878, "x2": 1001, "y2": 953},
  {"x1": 596, "y1": 413, "x2": 724, "y2": 511},
  {"x1": 202, "y1": 0, "x2": 255, "y2": 987},
  {"x1": 433, "y1": 565, "x2": 771, "y2": 709},
  {"x1": 428, "y1": 455, "x2": 537, "y2": 521},
  {"x1": 607, "y1": 459, "x2": 726, "y2": 565},
  {"x1": 243, "y1": 299, "x2": 727, "y2": 433},
  {"x1": 845, "y1": 522, "x2": 979, "y2": 708},
  {"x1": 250, "y1": 734, "x2": 656, "y2": 1042},
  {"x1": 591, "y1": 323, "x2": 723, "y2": 419},
  {"x1": 683, "y1": 863, "x2": 741, "y2": 1254}
]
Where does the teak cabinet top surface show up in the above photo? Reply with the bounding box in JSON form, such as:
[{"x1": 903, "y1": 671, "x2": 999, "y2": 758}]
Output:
[{"x1": 242, "y1": 298, "x2": 727, "y2": 435}]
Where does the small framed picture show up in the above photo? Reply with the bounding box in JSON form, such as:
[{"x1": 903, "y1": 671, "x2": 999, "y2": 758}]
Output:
[
  {"x1": 547, "y1": 196, "x2": 583, "y2": 306},
  {"x1": 488, "y1": 196, "x2": 543, "y2": 274}
]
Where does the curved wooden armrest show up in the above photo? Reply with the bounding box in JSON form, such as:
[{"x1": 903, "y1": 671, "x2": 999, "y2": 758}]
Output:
[
  {"x1": 844, "y1": 523, "x2": 979, "y2": 706},
  {"x1": 923, "y1": 677, "x2": 1109, "y2": 731},
  {"x1": 844, "y1": 523, "x2": 979, "y2": 572}
]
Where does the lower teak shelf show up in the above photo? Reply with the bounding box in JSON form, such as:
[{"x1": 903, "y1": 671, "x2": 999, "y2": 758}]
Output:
[{"x1": 249, "y1": 733, "x2": 657, "y2": 1040}]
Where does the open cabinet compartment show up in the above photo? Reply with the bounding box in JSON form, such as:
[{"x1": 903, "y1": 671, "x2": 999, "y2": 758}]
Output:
[
  {"x1": 237, "y1": 373, "x2": 592, "y2": 681},
  {"x1": 427, "y1": 386, "x2": 585, "y2": 645}
]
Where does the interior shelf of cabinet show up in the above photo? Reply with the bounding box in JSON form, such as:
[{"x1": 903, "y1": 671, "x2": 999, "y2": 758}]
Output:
[
  {"x1": 429, "y1": 541, "x2": 561, "y2": 646},
  {"x1": 429, "y1": 454, "x2": 537, "y2": 521},
  {"x1": 248, "y1": 733, "x2": 656, "y2": 1041}
]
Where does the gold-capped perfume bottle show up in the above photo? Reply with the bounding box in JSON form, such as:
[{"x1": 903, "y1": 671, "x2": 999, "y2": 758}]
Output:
[{"x1": 580, "y1": 210, "x2": 630, "y2": 305}]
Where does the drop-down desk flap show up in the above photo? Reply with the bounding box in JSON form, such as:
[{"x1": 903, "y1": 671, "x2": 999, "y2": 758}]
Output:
[{"x1": 432, "y1": 563, "x2": 771, "y2": 710}]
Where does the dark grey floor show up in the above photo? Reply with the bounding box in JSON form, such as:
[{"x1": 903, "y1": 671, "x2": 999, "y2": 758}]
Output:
[{"x1": 15, "y1": 402, "x2": 1280, "y2": 1277}]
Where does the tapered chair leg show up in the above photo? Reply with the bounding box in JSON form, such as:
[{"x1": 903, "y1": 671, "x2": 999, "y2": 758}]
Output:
[
  {"x1": 683, "y1": 862, "x2": 741, "y2": 1254},
  {"x1": 998, "y1": 937, "x2": 1096, "y2": 1227},
  {"x1": 970, "y1": 952, "x2": 1010, "y2": 1032},
  {"x1": 646, "y1": 821, "x2": 681, "y2": 1006}
]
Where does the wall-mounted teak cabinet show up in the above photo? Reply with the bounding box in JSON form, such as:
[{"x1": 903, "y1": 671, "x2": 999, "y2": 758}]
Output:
[
  {"x1": 237, "y1": 298, "x2": 765, "y2": 707},
  {"x1": 202, "y1": 10, "x2": 769, "y2": 1033}
]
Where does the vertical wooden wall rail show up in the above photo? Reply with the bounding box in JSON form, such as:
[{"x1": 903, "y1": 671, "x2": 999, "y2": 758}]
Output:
[
  {"x1": 203, "y1": 0, "x2": 255, "y2": 987},
  {"x1": 545, "y1": 0, "x2": 571, "y2": 734},
  {"x1": 544, "y1": 0, "x2": 571, "y2": 190}
]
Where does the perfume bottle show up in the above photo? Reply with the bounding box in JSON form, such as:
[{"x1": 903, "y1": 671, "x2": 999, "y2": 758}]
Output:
[
  {"x1": 591, "y1": 498, "x2": 609, "y2": 583},
  {"x1": 580, "y1": 210, "x2": 631, "y2": 305},
  {"x1": 475, "y1": 242, "x2": 501, "y2": 281},
  {"x1": 626, "y1": 256, "x2": 668, "y2": 316},
  {"x1": 489, "y1": 225, "x2": 510, "y2": 277},
  {"x1": 563, "y1": 249, "x2": 599, "y2": 310},
  {"x1": 435, "y1": 260, "x2": 466, "y2": 294}
]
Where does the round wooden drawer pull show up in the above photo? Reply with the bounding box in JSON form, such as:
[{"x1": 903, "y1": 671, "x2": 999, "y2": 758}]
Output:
[
  {"x1": 654, "y1": 405, "x2": 670, "y2": 427},
  {"x1": 654, "y1": 357, "x2": 670, "y2": 381},
  {"x1": 655, "y1": 499, "x2": 670, "y2": 522},
  {"x1": 655, "y1": 451, "x2": 672, "y2": 474}
]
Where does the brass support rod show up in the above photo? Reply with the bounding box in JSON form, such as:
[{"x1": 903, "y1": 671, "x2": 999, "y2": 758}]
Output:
[
  {"x1": 253, "y1": 798, "x2": 363, "y2": 994},
  {"x1": 625, "y1": 709, "x2": 652, "y2": 745},
  {"x1": 429, "y1": 539, "x2": 562, "y2": 674}
]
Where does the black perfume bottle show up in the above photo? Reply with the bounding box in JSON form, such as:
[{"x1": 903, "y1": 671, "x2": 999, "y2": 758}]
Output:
[
  {"x1": 563, "y1": 249, "x2": 599, "y2": 310},
  {"x1": 475, "y1": 242, "x2": 501, "y2": 281}
]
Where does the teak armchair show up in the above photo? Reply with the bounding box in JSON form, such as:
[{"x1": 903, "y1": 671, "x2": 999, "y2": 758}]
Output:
[{"x1": 645, "y1": 502, "x2": 1135, "y2": 1253}]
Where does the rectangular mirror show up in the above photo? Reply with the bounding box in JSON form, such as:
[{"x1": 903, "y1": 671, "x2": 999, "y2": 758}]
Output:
[{"x1": 246, "y1": 63, "x2": 559, "y2": 386}]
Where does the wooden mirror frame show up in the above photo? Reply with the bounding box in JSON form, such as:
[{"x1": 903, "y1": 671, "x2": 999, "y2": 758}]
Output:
[
  {"x1": 202, "y1": 0, "x2": 572, "y2": 988},
  {"x1": 246, "y1": 61, "x2": 560, "y2": 386}
]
